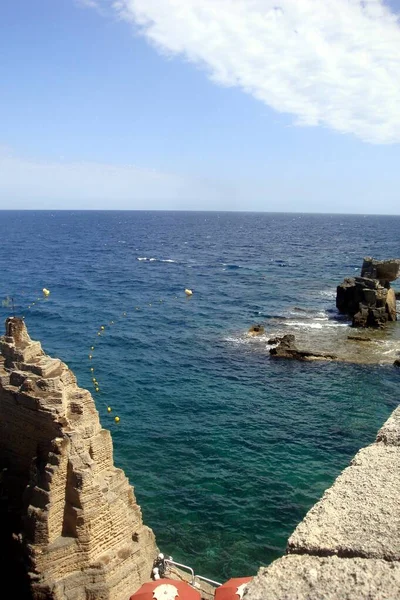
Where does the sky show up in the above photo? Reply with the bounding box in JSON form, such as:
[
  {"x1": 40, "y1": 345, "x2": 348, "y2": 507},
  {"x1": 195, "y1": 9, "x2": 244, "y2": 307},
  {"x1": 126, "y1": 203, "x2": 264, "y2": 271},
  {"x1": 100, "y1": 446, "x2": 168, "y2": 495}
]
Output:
[{"x1": 1, "y1": 0, "x2": 400, "y2": 213}]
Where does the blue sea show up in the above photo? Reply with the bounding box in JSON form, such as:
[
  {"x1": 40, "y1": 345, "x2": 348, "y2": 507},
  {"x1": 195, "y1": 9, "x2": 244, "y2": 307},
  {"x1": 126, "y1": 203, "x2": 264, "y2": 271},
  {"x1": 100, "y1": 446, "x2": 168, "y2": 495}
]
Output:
[{"x1": 0, "y1": 211, "x2": 399, "y2": 582}]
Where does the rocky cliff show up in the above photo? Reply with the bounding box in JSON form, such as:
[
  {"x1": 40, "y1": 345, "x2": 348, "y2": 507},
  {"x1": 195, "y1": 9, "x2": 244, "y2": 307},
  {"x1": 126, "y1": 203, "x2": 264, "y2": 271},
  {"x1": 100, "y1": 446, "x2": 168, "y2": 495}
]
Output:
[{"x1": 0, "y1": 317, "x2": 157, "y2": 600}]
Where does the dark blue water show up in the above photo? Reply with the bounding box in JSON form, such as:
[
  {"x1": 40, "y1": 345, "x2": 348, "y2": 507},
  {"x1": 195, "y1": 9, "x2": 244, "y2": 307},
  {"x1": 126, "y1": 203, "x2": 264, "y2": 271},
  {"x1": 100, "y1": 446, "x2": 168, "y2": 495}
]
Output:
[{"x1": 0, "y1": 211, "x2": 399, "y2": 581}]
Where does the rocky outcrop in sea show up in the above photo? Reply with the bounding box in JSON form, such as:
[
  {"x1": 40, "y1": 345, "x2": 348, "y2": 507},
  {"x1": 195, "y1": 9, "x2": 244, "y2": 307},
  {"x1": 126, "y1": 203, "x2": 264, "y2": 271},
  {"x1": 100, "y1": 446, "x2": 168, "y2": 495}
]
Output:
[
  {"x1": 336, "y1": 257, "x2": 399, "y2": 328},
  {"x1": 265, "y1": 257, "x2": 400, "y2": 364}
]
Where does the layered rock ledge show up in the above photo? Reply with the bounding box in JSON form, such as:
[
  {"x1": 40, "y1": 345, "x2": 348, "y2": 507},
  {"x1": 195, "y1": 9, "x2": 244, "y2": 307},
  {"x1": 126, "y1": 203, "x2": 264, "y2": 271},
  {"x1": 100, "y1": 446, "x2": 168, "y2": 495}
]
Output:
[
  {"x1": 0, "y1": 318, "x2": 157, "y2": 600},
  {"x1": 245, "y1": 404, "x2": 400, "y2": 600}
]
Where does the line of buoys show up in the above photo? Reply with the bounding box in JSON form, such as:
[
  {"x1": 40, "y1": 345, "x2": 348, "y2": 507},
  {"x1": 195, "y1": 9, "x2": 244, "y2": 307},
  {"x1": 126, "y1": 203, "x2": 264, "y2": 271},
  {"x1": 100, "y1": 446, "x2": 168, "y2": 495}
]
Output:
[
  {"x1": 87, "y1": 288, "x2": 195, "y2": 427},
  {"x1": 0, "y1": 288, "x2": 51, "y2": 320}
]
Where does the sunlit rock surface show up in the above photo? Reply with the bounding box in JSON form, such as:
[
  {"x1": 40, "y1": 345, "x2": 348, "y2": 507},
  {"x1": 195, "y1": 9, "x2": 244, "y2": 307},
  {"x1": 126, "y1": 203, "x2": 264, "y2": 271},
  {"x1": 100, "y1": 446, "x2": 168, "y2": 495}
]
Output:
[
  {"x1": 245, "y1": 400, "x2": 400, "y2": 600},
  {"x1": 0, "y1": 317, "x2": 157, "y2": 600}
]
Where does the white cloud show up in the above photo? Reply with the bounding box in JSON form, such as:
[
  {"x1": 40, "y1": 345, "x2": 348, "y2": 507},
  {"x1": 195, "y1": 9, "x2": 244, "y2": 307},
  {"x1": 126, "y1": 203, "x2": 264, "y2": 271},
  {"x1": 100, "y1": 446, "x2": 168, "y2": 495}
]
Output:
[
  {"x1": 0, "y1": 153, "x2": 231, "y2": 209},
  {"x1": 109, "y1": 0, "x2": 400, "y2": 144}
]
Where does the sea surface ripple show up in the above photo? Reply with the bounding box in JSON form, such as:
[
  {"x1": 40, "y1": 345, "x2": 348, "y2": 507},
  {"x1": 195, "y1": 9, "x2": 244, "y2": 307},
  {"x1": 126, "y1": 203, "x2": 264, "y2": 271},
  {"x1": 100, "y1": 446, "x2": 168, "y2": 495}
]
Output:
[{"x1": 0, "y1": 211, "x2": 399, "y2": 580}]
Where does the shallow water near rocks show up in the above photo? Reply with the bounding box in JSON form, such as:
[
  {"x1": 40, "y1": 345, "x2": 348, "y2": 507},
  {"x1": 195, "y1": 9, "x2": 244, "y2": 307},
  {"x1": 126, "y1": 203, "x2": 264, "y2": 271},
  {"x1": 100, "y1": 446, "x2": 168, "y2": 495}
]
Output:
[{"x1": 0, "y1": 210, "x2": 399, "y2": 581}]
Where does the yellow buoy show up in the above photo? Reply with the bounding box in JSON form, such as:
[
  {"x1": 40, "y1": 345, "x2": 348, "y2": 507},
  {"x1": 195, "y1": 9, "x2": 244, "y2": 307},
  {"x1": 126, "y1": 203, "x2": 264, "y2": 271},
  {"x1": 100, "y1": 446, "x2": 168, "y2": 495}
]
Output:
[
  {"x1": 95, "y1": 387, "x2": 100, "y2": 392},
  {"x1": 89, "y1": 355, "x2": 92, "y2": 360},
  {"x1": 100, "y1": 325, "x2": 105, "y2": 330},
  {"x1": 97, "y1": 332, "x2": 101, "y2": 336},
  {"x1": 90, "y1": 367, "x2": 94, "y2": 372},
  {"x1": 91, "y1": 346, "x2": 94, "y2": 350},
  {"x1": 42, "y1": 288, "x2": 50, "y2": 297},
  {"x1": 185, "y1": 289, "x2": 193, "y2": 296},
  {"x1": 114, "y1": 416, "x2": 120, "y2": 423},
  {"x1": 107, "y1": 406, "x2": 112, "y2": 413}
]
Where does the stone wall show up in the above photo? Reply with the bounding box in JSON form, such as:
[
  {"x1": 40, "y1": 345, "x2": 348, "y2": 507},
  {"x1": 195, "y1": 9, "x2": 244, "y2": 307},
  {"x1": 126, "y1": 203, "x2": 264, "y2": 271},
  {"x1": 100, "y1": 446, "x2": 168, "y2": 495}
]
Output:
[
  {"x1": 245, "y1": 405, "x2": 400, "y2": 599},
  {"x1": 0, "y1": 318, "x2": 157, "y2": 600}
]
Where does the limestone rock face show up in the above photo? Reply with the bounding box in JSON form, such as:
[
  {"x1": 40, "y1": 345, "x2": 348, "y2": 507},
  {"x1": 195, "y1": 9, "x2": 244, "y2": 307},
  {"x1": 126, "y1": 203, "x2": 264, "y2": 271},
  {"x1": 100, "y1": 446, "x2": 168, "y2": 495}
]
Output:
[
  {"x1": 0, "y1": 318, "x2": 157, "y2": 600},
  {"x1": 376, "y1": 405, "x2": 400, "y2": 446},
  {"x1": 246, "y1": 555, "x2": 400, "y2": 600},
  {"x1": 269, "y1": 335, "x2": 337, "y2": 361},
  {"x1": 361, "y1": 257, "x2": 400, "y2": 282},
  {"x1": 336, "y1": 257, "x2": 400, "y2": 328},
  {"x1": 287, "y1": 444, "x2": 400, "y2": 560},
  {"x1": 245, "y1": 399, "x2": 400, "y2": 600}
]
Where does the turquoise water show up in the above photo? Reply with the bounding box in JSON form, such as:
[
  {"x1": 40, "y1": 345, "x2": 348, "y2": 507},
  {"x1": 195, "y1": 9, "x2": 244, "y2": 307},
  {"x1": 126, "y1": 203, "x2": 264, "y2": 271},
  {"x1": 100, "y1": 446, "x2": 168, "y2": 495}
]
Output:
[{"x1": 0, "y1": 211, "x2": 399, "y2": 581}]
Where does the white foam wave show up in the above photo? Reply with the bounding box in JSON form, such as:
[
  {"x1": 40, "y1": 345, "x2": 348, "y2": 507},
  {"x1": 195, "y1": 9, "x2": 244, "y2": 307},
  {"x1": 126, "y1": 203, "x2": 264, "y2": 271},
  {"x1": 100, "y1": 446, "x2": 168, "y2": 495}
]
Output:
[
  {"x1": 136, "y1": 257, "x2": 176, "y2": 263},
  {"x1": 287, "y1": 309, "x2": 328, "y2": 320},
  {"x1": 224, "y1": 336, "x2": 252, "y2": 346},
  {"x1": 319, "y1": 289, "x2": 337, "y2": 299},
  {"x1": 284, "y1": 320, "x2": 348, "y2": 329},
  {"x1": 225, "y1": 333, "x2": 272, "y2": 346}
]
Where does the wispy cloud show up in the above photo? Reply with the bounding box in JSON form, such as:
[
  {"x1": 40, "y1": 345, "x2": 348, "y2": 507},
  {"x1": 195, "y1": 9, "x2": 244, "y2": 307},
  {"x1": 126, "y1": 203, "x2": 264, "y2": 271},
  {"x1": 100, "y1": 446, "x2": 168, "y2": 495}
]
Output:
[
  {"x1": 74, "y1": 0, "x2": 101, "y2": 9},
  {"x1": 108, "y1": 0, "x2": 400, "y2": 144}
]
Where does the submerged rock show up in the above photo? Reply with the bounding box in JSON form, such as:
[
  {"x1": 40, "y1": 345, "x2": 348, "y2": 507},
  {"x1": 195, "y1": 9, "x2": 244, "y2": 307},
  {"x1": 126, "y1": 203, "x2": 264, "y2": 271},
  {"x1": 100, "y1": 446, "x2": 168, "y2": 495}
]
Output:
[
  {"x1": 267, "y1": 337, "x2": 281, "y2": 345},
  {"x1": 248, "y1": 324, "x2": 265, "y2": 336}
]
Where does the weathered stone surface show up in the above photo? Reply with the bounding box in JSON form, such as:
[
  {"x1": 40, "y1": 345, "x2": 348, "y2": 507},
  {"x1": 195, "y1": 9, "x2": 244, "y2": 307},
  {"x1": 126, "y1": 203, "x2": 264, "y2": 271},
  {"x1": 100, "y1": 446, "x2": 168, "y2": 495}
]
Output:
[
  {"x1": 376, "y1": 405, "x2": 400, "y2": 446},
  {"x1": 245, "y1": 401, "x2": 400, "y2": 599},
  {"x1": 287, "y1": 444, "x2": 400, "y2": 560},
  {"x1": 336, "y1": 258, "x2": 399, "y2": 328},
  {"x1": 0, "y1": 318, "x2": 158, "y2": 600},
  {"x1": 269, "y1": 335, "x2": 337, "y2": 361},
  {"x1": 248, "y1": 324, "x2": 265, "y2": 336},
  {"x1": 245, "y1": 555, "x2": 400, "y2": 600},
  {"x1": 336, "y1": 277, "x2": 361, "y2": 315},
  {"x1": 386, "y1": 287, "x2": 397, "y2": 321},
  {"x1": 352, "y1": 305, "x2": 388, "y2": 328},
  {"x1": 361, "y1": 257, "x2": 400, "y2": 282}
]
